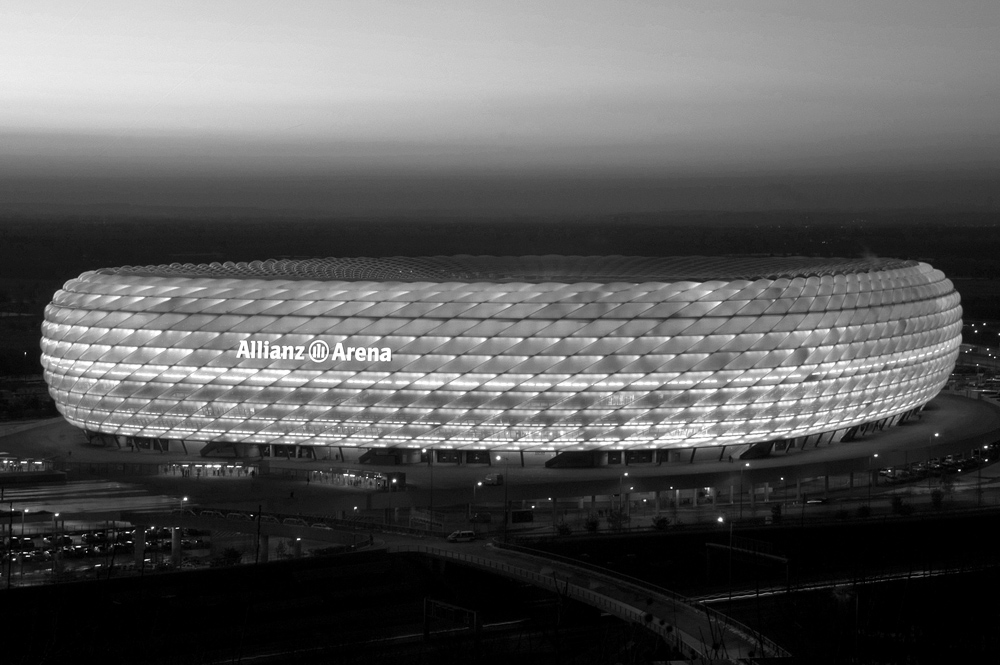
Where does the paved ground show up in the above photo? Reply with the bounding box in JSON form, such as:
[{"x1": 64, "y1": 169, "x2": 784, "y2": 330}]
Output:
[{"x1": 2, "y1": 394, "x2": 1000, "y2": 521}]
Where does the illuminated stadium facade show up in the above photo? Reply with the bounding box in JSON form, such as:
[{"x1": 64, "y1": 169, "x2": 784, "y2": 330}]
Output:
[{"x1": 41, "y1": 256, "x2": 961, "y2": 462}]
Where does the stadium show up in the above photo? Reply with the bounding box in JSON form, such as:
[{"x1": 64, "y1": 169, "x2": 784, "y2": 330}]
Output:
[{"x1": 40, "y1": 256, "x2": 962, "y2": 466}]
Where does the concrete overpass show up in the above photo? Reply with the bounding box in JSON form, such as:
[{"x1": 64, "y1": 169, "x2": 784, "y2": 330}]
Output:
[
  {"x1": 125, "y1": 508, "x2": 790, "y2": 661},
  {"x1": 389, "y1": 539, "x2": 790, "y2": 662}
]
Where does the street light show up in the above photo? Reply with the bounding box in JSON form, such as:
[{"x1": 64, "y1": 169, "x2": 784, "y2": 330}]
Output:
[
  {"x1": 6, "y1": 502, "x2": 13, "y2": 590},
  {"x1": 52, "y1": 513, "x2": 61, "y2": 576},
  {"x1": 868, "y1": 454, "x2": 878, "y2": 506},
  {"x1": 739, "y1": 463, "x2": 749, "y2": 520},
  {"x1": 497, "y1": 454, "x2": 510, "y2": 542},
  {"x1": 627, "y1": 484, "x2": 634, "y2": 527},
  {"x1": 423, "y1": 448, "x2": 434, "y2": 523},
  {"x1": 470, "y1": 481, "x2": 482, "y2": 518},
  {"x1": 978, "y1": 446, "x2": 986, "y2": 506},
  {"x1": 928, "y1": 432, "x2": 939, "y2": 491},
  {"x1": 619, "y1": 472, "x2": 629, "y2": 512}
]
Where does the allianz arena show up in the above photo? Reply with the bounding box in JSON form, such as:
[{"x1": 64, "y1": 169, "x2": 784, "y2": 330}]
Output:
[{"x1": 41, "y1": 256, "x2": 961, "y2": 460}]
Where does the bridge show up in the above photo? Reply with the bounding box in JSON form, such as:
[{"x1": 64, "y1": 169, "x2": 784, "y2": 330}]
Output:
[
  {"x1": 389, "y1": 540, "x2": 790, "y2": 662},
  {"x1": 124, "y1": 508, "x2": 790, "y2": 661}
]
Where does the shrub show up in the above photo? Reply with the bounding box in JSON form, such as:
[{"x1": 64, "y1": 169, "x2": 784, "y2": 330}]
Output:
[
  {"x1": 652, "y1": 516, "x2": 671, "y2": 530},
  {"x1": 931, "y1": 488, "x2": 944, "y2": 509},
  {"x1": 606, "y1": 508, "x2": 630, "y2": 531},
  {"x1": 556, "y1": 522, "x2": 572, "y2": 536},
  {"x1": 219, "y1": 547, "x2": 243, "y2": 566},
  {"x1": 856, "y1": 505, "x2": 871, "y2": 518},
  {"x1": 584, "y1": 515, "x2": 600, "y2": 533},
  {"x1": 891, "y1": 496, "x2": 914, "y2": 516},
  {"x1": 770, "y1": 504, "x2": 782, "y2": 524}
]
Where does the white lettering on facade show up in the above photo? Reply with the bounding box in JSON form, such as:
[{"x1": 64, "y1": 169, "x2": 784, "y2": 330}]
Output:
[{"x1": 236, "y1": 339, "x2": 391, "y2": 364}]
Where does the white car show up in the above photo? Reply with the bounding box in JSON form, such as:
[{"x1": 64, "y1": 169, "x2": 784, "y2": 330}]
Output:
[{"x1": 447, "y1": 530, "x2": 476, "y2": 543}]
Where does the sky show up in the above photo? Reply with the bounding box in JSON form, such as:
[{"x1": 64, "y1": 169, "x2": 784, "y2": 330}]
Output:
[{"x1": 2, "y1": 1, "x2": 999, "y2": 215}]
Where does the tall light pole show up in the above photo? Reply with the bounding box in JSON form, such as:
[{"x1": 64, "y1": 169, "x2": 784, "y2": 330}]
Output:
[
  {"x1": 619, "y1": 472, "x2": 629, "y2": 513},
  {"x1": 626, "y1": 482, "x2": 634, "y2": 529},
  {"x1": 739, "y1": 463, "x2": 749, "y2": 520},
  {"x1": 470, "y1": 481, "x2": 482, "y2": 518},
  {"x1": 725, "y1": 515, "x2": 734, "y2": 605},
  {"x1": 868, "y1": 454, "x2": 878, "y2": 506},
  {"x1": 423, "y1": 448, "x2": 434, "y2": 528},
  {"x1": 52, "y1": 512, "x2": 60, "y2": 577},
  {"x1": 497, "y1": 454, "x2": 509, "y2": 542},
  {"x1": 6, "y1": 502, "x2": 13, "y2": 590},
  {"x1": 928, "y1": 432, "x2": 939, "y2": 492},
  {"x1": 978, "y1": 445, "x2": 987, "y2": 507}
]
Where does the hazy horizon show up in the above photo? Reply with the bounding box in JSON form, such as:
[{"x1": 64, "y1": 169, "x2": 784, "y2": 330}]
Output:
[{"x1": 3, "y1": 2, "x2": 999, "y2": 215}]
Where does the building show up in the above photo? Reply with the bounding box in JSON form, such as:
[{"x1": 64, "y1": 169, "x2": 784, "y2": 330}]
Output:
[{"x1": 41, "y1": 256, "x2": 961, "y2": 464}]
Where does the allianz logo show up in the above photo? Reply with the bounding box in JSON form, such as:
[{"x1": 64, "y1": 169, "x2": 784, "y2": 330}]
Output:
[{"x1": 235, "y1": 339, "x2": 391, "y2": 363}]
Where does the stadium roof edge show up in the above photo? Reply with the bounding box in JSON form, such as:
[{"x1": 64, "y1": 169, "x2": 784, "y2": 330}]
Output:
[{"x1": 95, "y1": 255, "x2": 922, "y2": 284}]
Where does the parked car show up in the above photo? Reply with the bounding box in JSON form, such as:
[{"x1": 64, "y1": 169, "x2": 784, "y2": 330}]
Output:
[{"x1": 447, "y1": 530, "x2": 476, "y2": 543}]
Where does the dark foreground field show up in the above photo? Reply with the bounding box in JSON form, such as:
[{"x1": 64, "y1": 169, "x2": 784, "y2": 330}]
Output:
[{"x1": 1, "y1": 549, "x2": 672, "y2": 665}]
